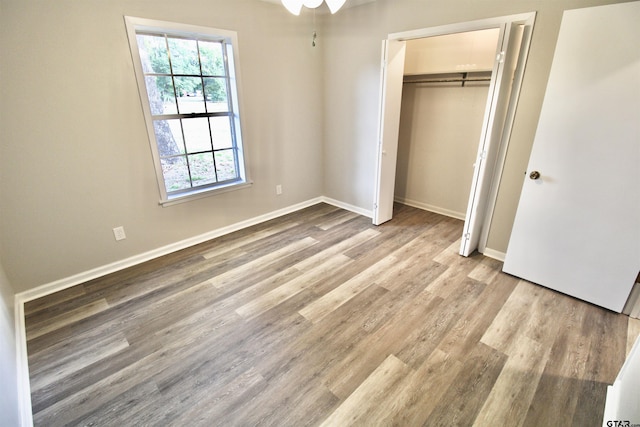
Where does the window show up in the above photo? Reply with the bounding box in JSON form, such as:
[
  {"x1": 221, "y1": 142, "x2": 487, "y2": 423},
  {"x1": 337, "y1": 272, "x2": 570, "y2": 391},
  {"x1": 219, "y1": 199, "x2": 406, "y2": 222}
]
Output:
[{"x1": 125, "y1": 17, "x2": 250, "y2": 205}]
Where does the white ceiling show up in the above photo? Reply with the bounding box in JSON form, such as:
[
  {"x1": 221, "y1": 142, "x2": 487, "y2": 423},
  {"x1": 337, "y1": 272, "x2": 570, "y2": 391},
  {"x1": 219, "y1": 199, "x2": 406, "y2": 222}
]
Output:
[{"x1": 258, "y1": 0, "x2": 376, "y2": 12}]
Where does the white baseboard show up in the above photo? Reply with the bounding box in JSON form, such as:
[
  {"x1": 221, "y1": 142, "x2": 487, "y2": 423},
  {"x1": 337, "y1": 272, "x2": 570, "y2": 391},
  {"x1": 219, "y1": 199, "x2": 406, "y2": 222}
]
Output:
[
  {"x1": 481, "y1": 248, "x2": 506, "y2": 262},
  {"x1": 394, "y1": 197, "x2": 465, "y2": 221},
  {"x1": 323, "y1": 197, "x2": 373, "y2": 219},
  {"x1": 15, "y1": 196, "x2": 371, "y2": 304},
  {"x1": 15, "y1": 197, "x2": 328, "y2": 304},
  {"x1": 13, "y1": 195, "x2": 371, "y2": 426}
]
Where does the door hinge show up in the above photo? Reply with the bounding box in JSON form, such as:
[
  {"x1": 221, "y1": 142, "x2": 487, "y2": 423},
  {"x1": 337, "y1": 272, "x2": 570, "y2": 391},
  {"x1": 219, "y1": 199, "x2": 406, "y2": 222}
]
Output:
[
  {"x1": 374, "y1": 203, "x2": 378, "y2": 210},
  {"x1": 496, "y1": 51, "x2": 506, "y2": 63},
  {"x1": 479, "y1": 150, "x2": 488, "y2": 160},
  {"x1": 463, "y1": 233, "x2": 471, "y2": 240}
]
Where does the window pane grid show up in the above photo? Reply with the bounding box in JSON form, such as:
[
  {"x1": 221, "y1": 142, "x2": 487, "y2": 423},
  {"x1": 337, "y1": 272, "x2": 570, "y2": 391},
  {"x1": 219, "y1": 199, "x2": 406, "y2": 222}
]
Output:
[
  {"x1": 138, "y1": 29, "x2": 241, "y2": 195},
  {"x1": 153, "y1": 116, "x2": 240, "y2": 190},
  {"x1": 161, "y1": 149, "x2": 241, "y2": 196}
]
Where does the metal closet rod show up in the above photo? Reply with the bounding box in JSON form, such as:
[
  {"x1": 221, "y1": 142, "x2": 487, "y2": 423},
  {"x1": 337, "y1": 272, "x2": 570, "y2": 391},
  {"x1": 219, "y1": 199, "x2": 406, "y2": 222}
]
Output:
[
  {"x1": 403, "y1": 77, "x2": 491, "y2": 84},
  {"x1": 403, "y1": 71, "x2": 492, "y2": 85}
]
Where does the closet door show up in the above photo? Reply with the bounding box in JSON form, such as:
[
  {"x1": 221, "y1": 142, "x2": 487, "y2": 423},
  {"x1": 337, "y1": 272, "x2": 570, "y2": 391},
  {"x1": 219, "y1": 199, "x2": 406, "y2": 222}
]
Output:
[
  {"x1": 373, "y1": 40, "x2": 406, "y2": 225},
  {"x1": 459, "y1": 22, "x2": 524, "y2": 256},
  {"x1": 503, "y1": 1, "x2": 640, "y2": 312}
]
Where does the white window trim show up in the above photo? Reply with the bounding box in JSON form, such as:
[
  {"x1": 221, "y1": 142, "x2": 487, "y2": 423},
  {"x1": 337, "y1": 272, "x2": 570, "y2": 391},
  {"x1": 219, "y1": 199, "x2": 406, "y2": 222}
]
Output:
[{"x1": 124, "y1": 16, "x2": 252, "y2": 206}]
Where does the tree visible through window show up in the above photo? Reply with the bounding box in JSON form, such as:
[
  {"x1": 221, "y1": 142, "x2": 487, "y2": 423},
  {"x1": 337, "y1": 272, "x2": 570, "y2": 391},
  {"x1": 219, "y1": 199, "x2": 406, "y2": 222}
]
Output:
[{"x1": 126, "y1": 18, "x2": 247, "y2": 203}]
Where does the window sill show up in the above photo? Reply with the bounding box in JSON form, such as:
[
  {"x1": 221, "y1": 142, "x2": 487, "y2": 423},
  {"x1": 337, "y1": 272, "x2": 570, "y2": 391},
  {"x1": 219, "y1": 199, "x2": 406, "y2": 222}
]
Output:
[{"x1": 160, "y1": 180, "x2": 253, "y2": 207}]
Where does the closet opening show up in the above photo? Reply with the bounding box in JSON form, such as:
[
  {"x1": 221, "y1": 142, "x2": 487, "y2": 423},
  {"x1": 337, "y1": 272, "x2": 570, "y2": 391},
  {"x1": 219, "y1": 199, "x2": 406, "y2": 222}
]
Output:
[
  {"x1": 373, "y1": 13, "x2": 536, "y2": 258},
  {"x1": 395, "y1": 29, "x2": 499, "y2": 222}
]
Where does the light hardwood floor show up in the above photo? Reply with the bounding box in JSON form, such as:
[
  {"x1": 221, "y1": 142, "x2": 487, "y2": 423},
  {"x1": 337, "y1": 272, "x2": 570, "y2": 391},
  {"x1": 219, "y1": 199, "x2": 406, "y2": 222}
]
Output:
[{"x1": 25, "y1": 203, "x2": 637, "y2": 426}]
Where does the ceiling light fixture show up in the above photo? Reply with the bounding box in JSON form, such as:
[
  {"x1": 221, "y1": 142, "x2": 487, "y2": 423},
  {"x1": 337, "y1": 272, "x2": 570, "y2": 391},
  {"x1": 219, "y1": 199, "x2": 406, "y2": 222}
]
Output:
[{"x1": 281, "y1": 0, "x2": 347, "y2": 15}]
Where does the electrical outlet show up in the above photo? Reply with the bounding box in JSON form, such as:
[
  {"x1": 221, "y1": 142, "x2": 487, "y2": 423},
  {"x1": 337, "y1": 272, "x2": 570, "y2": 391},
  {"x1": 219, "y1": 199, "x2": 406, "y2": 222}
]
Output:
[
  {"x1": 276, "y1": 184, "x2": 282, "y2": 195},
  {"x1": 113, "y1": 226, "x2": 126, "y2": 241}
]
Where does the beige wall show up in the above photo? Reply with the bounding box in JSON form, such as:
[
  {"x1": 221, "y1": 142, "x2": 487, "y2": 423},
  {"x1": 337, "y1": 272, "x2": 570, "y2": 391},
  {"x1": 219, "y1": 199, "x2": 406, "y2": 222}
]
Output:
[
  {"x1": 0, "y1": 0, "x2": 324, "y2": 292},
  {"x1": 322, "y1": 0, "x2": 634, "y2": 255}
]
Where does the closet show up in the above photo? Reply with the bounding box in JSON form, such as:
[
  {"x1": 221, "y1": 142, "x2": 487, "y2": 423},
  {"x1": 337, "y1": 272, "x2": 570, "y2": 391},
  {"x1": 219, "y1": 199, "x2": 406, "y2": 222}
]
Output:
[{"x1": 394, "y1": 29, "x2": 500, "y2": 219}]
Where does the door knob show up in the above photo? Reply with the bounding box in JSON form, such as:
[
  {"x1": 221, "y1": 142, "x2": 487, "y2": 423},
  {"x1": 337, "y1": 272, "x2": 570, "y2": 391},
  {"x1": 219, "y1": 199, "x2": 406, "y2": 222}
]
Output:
[{"x1": 529, "y1": 170, "x2": 541, "y2": 180}]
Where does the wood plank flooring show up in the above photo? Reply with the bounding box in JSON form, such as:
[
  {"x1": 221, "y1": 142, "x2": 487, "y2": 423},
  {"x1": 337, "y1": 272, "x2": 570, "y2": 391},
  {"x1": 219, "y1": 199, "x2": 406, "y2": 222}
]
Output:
[{"x1": 24, "y1": 203, "x2": 636, "y2": 426}]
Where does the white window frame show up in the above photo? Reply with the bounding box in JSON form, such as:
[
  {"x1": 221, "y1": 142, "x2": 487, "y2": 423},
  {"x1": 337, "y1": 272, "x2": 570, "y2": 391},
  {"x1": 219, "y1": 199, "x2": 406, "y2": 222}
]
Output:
[{"x1": 124, "y1": 16, "x2": 251, "y2": 206}]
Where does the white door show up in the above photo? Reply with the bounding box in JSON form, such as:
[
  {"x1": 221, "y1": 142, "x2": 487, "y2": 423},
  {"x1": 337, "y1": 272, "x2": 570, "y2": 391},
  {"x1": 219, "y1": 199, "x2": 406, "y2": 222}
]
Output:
[
  {"x1": 503, "y1": 1, "x2": 640, "y2": 312},
  {"x1": 459, "y1": 22, "x2": 525, "y2": 256},
  {"x1": 373, "y1": 39, "x2": 406, "y2": 225}
]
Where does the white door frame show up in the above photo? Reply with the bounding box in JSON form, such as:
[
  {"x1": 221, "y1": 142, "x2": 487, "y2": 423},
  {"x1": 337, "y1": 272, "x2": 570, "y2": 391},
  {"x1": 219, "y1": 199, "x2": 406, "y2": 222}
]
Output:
[{"x1": 373, "y1": 12, "x2": 536, "y2": 257}]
